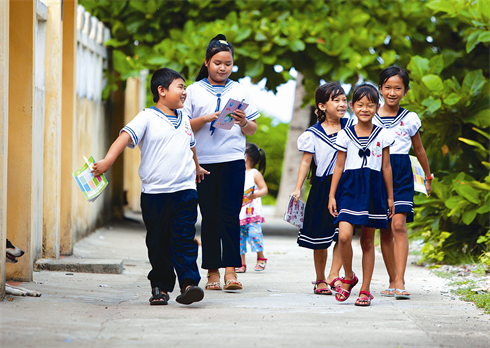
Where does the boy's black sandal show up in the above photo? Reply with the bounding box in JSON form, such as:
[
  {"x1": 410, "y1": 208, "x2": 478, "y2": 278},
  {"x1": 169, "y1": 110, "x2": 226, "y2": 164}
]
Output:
[
  {"x1": 176, "y1": 285, "x2": 204, "y2": 305},
  {"x1": 149, "y1": 287, "x2": 170, "y2": 305}
]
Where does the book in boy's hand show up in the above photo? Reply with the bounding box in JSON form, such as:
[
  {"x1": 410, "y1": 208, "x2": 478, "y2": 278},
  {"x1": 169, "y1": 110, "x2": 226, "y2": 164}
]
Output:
[
  {"x1": 73, "y1": 156, "x2": 109, "y2": 202},
  {"x1": 242, "y1": 186, "x2": 255, "y2": 207},
  {"x1": 214, "y1": 98, "x2": 249, "y2": 130},
  {"x1": 409, "y1": 155, "x2": 428, "y2": 196},
  {"x1": 284, "y1": 195, "x2": 305, "y2": 229}
]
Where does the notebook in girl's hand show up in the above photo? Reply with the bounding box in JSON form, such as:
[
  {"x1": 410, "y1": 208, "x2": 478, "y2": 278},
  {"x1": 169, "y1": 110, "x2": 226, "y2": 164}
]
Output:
[
  {"x1": 242, "y1": 186, "x2": 255, "y2": 207},
  {"x1": 215, "y1": 98, "x2": 249, "y2": 130},
  {"x1": 409, "y1": 155, "x2": 428, "y2": 196},
  {"x1": 284, "y1": 195, "x2": 305, "y2": 229}
]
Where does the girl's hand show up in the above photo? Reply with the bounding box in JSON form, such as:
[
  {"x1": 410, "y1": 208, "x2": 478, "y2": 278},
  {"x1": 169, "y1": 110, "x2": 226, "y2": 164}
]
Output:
[
  {"x1": 249, "y1": 193, "x2": 257, "y2": 201},
  {"x1": 91, "y1": 159, "x2": 110, "y2": 177},
  {"x1": 328, "y1": 197, "x2": 338, "y2": 217},
  {"x1": 196, "y1": 166, "x2": 210, "y2": 183},
  {"x1": 425, "y1": 179, "x2": 432, "y2": 197},
  {"x1": 202, "y1": 111, "x2": 219, "y2": 123},
  {"x1": 291, "y1": 190, "x2": 301, "y2": 204},
  {"x1": 387, "y1": 197, "x2": 394, "y2": 219},
  {"x1": 232, "y1": 109, "x2": 247, "y2": 127}
]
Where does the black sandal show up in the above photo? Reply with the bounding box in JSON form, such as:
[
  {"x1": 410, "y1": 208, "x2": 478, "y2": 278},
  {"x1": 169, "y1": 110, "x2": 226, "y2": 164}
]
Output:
[
  {"x1": 176, "y1": 285, "x2": 204, "y2": 305},
  {"x1": 149, "y1": 287, "x2": 169, "y2": 305}
]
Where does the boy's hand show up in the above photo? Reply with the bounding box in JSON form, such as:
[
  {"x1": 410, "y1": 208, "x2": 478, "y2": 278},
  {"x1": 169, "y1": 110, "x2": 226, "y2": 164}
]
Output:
[
  {"x1": 196, "y1": 165, "x2": 210, "y2": 183},
  {"x1": 232, "y1": 109, "x2": 247, "y2": 127},
  {"x1": 387, "y1": 197, "x2": 394, "y2": 219},
  {"x1": 202, "y1": 111, "x2": 219, "y2": 123},
  {"x1": 91, "y1": 159, "x2": 110, "y2": 177},
  {"x1": 290, "y1": 190, "x2": 301, "y2": 204},
  {"x1": 328, "y1": 197, "x2": 338, "y2": 217}
]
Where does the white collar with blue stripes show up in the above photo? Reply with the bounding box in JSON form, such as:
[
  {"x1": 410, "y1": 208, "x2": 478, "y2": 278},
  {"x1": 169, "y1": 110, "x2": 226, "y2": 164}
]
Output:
[
  {"x1": 344, "y1": 124, "x2": 383, "y2": 150},
  {"x1": 196, "y1": 78, "x2": 236, "y2": 97},
  {"x1": 306, "y1": 118, "x2": 353, "y2": 149},
  {"x1": 149, "y1": 106, "x2": 182, "y2": 129},
  {"x1": 374, "y1": 107, "x2": 410, "y2": 128}
]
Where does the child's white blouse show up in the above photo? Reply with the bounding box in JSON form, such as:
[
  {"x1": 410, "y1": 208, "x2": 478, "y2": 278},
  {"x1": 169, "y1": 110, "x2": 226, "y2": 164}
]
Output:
[{"x1": 183, "y1": 78, "x2": 260, "y2": 164}]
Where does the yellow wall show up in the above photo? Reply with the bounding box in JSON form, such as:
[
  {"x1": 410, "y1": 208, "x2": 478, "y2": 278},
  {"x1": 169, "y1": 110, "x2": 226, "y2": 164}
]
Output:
[
  {"x1": 7, "y1": 0, "x2": 36, "y2": 281},
  {"x1": 0, "y1": 0, "x2": 10, "y2": 298}
]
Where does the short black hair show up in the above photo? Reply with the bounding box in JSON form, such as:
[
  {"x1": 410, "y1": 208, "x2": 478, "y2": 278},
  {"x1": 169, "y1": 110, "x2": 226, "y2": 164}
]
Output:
[
  {"x1": 379, "y1": 66, "x2": 410, "y2": 90},
  {"x1": 195, "y1": 34, "x2": 234, "y2": 81},
  {"x1": 352, "y1": 83, "x2": 379, "y2": 104},
  {"x1": 150, "y1": 68, "x2": 185, "y2": 103},
  {"x1": 315, "y1": 82, "x2": 345, "y2": 122}
]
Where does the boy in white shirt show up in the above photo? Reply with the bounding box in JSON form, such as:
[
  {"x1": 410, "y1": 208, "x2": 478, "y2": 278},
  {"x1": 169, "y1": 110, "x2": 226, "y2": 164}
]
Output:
[{"x1": 92, "y1": 68, "x2": 211, "y2": 306}]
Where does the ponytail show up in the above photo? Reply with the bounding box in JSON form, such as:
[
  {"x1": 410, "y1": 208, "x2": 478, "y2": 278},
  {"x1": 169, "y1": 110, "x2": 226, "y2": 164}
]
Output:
[
  {"x1": 196, "y1": 34, "x2": 234, "y2": 81},
  {"x1": 245, "y1": 143, "x2": 266, "y2": 174}
]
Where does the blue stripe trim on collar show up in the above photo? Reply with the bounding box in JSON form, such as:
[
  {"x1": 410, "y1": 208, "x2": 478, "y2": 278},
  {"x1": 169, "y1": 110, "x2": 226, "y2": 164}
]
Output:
[
  {"x1": 374, "y1": 107, "x2": 410, "y2": 128},
  {"x1": 344, "y1": 125, "x2": 382, "y2": 149}
]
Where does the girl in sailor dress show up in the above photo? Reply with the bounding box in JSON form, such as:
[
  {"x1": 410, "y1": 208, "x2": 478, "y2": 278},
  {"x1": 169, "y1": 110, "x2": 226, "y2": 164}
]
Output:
[
  {"x1": 291, "y1": 82, "x2": 354, "y2": 296},
  {"x1": 372, "y1": 66, "x2": 432, "y2": 300},
  {"x1": 183, "y1": 34, "x2": 260, "y2": 291},
  {"x1": 328, "y1": 83, "x2": 394, "y2": 307}
]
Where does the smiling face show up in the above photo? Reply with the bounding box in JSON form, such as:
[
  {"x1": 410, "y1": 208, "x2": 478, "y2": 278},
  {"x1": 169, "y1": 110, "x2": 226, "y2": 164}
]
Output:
[
  {"x1": 350, "y1": 96, "x2": 379, "y2": 124},
  {"x1": 205, "y1": 51, "x2": 233, "y2": 85},
  {"x1": 159, "y1": 77, "x2": 186, "y2": 110},
  {"x1": 320, "y1": 93, "x2": 347, "y2": 120},
  {"x1": 379, "y1": 75, "x2": 408, "y2": 108}
]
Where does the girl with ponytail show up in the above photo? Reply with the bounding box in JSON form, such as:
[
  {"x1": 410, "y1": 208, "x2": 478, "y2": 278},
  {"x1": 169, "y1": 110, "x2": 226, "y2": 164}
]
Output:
[{"x1": 183, "y1": 34, "x2": 261, "y2": 291}]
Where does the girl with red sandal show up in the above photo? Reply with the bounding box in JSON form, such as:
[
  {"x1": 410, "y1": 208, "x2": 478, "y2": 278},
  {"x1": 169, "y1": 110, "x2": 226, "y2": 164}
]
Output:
[{"x1": 328, "y1": 84, "x2": 395, "y2": 306}]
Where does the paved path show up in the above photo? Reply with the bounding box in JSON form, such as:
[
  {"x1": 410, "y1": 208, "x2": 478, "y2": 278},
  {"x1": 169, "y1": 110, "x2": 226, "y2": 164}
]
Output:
[{"x1": 1, "y1": 211, "x2": 489, "y2": 347}]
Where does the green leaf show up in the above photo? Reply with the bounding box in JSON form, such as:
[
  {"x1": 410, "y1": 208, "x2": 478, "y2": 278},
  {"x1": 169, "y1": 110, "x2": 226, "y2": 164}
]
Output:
[
  {"x1": 445, "y1": 195, "x2": 463, "y2": 209},
  {"x1": 476, "y1": 204, "x2": 490, "y2": 214},
  {"x1": 105, "y1": 38, "x2": 129, "y2": 48},
  {"x1": 428, "y1": 55, "x2": 444, "y2": 75},
  {"x1": 462, "y1": 70, "x2": 486, "y2": 97},
  {"x1": 421, "y1": 96, "x2": 442, "y2": 113},
  {"x1": 472, "y1": 127, "x2": 490, "y2": 140},
  {"x1": 458, "y1": 137, "x2": 488, "y2": 152},
  {"x1": 245, "y1": 60, "x2": 264, "y2": 77},
  {"x1": 408, "y1": 56, "x2": 429, "y2": 81},
  {"x1": 422, "y1": 75, "x2": 444, "y2": 93},
  {"x1": 466, "y1": 30, "x2": 482, "y2": 53},
  {"x1": 455, "y1": 184, "x2": 481, "y2": 205},
  {"x1": 443, "y1": 92, "x2": 461, "y2": 106},
  {"x1": 462, "y1": 208, "x2": 478, "y2": 225},
  {"x1": 477, "y1": 31, "x2": 490, "y2": 43},
  {"x1": 289, "y1": 39, "x2": 305, "y2": 52}
]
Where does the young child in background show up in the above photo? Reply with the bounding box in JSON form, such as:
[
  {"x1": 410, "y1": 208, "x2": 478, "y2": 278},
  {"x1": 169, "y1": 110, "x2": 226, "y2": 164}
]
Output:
[
  {"x1": 183, "y1": 34, "x2": 260, "y2": 291},
  {"x1": 372, "y1": 66, "x2": 432, "y2": 300},
  {"x1": 291, "y1": 83, "x2": 355, "y2": 295},
  {"x1": 328, "y1": 83, "x2": 394, "y2": 306},
  {"x1": 91, "y1": 68, "x2": 213, "y2": 306},
  {"x1": 235, "y1": 143, "x2": 268, "y2": 273}
]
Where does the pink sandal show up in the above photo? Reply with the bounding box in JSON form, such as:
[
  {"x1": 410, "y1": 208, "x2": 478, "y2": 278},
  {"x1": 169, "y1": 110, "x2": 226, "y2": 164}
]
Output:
[
  {"x1": 235, "y1": 264, "x2": 246, "y2": 273},
  {"x1": 355, "y1": 291, "x2": 374, "y2": 306},
  {"x1": 254, "y1": 258, "x2": 267, "y2": 271},
  {"x1": 312, "y1": 280, "x2": 332, "y2": 295},
  {"x1": 329, "y1": 277, "x2": 343, "y2": 293},
  {"x1": 334, "y1": 273, "x2": 359, "y2": 302}
]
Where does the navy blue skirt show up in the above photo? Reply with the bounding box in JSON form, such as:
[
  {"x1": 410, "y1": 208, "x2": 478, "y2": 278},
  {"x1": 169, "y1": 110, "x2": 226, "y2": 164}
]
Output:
[
  {"x1": 390, "y1": 154, "x2": 414, "y2": 222},
  {"x1": 297, "y1": 175, "x2": 338, "y2": 250},
  {"x1": 335, "y1": 168, "x2": 388, "y2": 229}
]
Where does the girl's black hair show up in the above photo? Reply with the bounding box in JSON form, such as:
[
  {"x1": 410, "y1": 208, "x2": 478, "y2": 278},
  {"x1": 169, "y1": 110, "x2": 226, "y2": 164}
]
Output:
[
  {"x1": 379, "y1": 66, "x2": 410, "y2": 90},
  {"x1": 150, "y1": 68, "x2": 185, "y2": 103},
  {"x1": 315, "y1": 82, "x2": 345, "y2": 123},
  {"x1": 245, "y1": 142, "x2": 266, "y2": 174},
  {"x1": 195, "y1": 34, "x2": 235, "y2": 81},
  {"x1": 351, "y1": 83, "x2": 380, "y2": 104}
]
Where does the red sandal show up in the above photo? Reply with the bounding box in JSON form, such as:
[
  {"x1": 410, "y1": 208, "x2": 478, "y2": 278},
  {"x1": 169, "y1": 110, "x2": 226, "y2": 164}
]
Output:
[
  {"x1": 254, "y1": 258, "x2": 267, "y2": 271},
  {"x1": 334, "y1": 273, "x2": 359, "y2": 302},
  {"x1": 312, "y1": 280, "x2": 332, "y2": 295},
  {"x1": 329, "y1": 277, "x2": 343, "y2": 293},
  {"x1": 355, "y1": 291, "x2": 374, "y2": 306}
]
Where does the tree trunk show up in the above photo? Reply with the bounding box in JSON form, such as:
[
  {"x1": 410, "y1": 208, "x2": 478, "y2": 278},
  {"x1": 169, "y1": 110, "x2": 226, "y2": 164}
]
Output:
[{"x1": 274, "y1": 72, "x2": 312, "y2": 217}]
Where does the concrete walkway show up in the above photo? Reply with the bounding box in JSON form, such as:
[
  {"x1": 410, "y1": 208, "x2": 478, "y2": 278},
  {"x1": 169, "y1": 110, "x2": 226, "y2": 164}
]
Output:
[{"x1": 1, "y1": 208, "x2": 489, "y2": 347}]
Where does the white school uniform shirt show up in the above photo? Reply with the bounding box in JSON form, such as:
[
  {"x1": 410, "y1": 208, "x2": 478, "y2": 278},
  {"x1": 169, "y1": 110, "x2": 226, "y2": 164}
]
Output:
[
  {"x1": 121, "y1": 107, "x2": 196, "y2": 194},
  {"x1": 336, "y1": 125, "x2": 394, "y2": 172},
  {"x1": 297, "y1": 117, "x2": 356, "y2": 177},
  {"x1": 372, "y1": 107, "x2": 421, "y2": 155},
  {"x1": 183, "y1": 78, "x2": 260, "y2": 164}
]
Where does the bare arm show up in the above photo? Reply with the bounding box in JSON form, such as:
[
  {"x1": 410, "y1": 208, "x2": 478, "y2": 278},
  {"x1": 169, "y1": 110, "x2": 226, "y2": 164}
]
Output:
[
  {"x1": 291, "y1": 152, "x2": 313, "y2": 204},
  {"x1": 411, "y1": 132, "x2": 432, "y2": 196},
  {"x1": 328, "y1": 151, "x2": 346, "y2": 217},
  {"x1": 192, "y1": 147, "x2": 210, "y2": 183},
  {"x1": 382, "y1": 147, "x2": 394, "y2": 219},
  {"x1": 189, "y1": 112, "x2": 220, "y2": 132},
  {"x1": 91, "y1": 131, "x2": 131, "y2": 177},
  {"x1": 250, "y1": 170, "x2": 268, "y2": 200}
]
